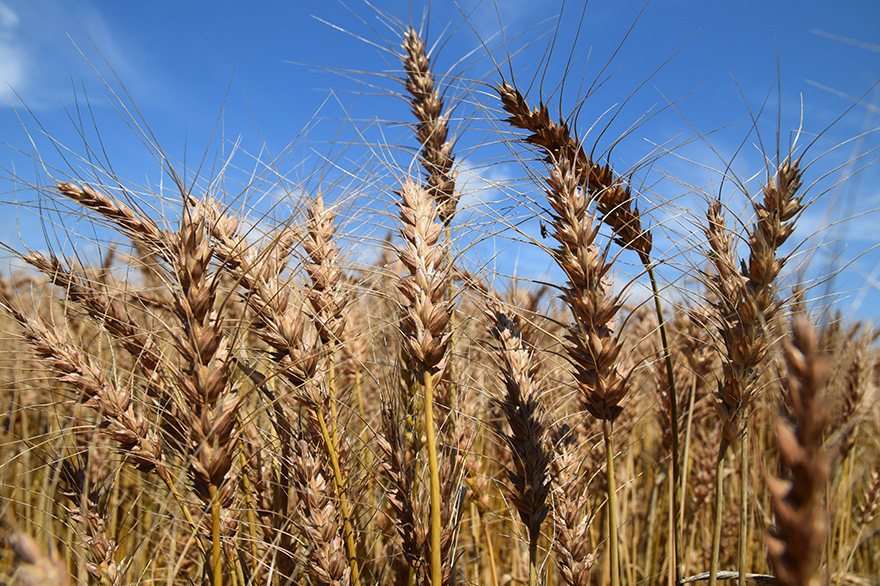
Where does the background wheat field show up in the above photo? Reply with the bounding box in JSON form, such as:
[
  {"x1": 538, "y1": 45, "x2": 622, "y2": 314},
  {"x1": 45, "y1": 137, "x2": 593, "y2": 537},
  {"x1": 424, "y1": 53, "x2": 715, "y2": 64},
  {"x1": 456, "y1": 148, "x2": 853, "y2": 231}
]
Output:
[{"x1": 0, "y1": 2, "x2": 878, "y2": 586}]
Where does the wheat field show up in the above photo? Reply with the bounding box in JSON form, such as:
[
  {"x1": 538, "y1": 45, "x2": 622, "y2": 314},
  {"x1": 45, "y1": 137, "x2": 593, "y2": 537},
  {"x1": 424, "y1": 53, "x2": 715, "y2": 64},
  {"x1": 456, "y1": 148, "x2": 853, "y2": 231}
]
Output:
[{"x1": 0, "y1": 5, "x2": 878, "y2": 586}]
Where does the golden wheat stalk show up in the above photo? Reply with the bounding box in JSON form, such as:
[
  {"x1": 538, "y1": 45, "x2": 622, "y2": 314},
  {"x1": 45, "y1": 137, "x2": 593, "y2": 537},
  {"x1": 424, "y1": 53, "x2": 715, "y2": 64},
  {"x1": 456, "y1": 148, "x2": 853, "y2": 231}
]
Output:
[
  {"x1": 513, "y1": 142, "x2": 628, "y2": 586},
  {"x1": 703, "y1": 158, "x2": 804, "y2": 586},
  {"x1": 394, "y1": 178, "x2": 454, "y2": 586},
  {"x1": 496, "y1": 80, "x2": 686, "y2": 580}
]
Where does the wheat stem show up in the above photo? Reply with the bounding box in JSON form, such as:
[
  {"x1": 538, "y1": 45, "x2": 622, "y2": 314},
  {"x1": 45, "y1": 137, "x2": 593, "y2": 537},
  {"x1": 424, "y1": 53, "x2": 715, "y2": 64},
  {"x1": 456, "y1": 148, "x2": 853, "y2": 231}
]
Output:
[
  {"x1": 315, "y1": 404, "x2": 361, "y2": 586},
  {"x1": 424, "y1": 368, "x2": 443, "y2": 586},
  {"x1": 482, "y1": 514, "x2": 501, "y2": 586},
  {"x1": 208, "y1": 483, "x2": 222, "y2": 586},
  {"x1": 738, "y1": 427, "x2": 749, "y2": 586},
  {"x1": 237, "y1": 438, "x2": 261, "y2": 571},
  {"x1": 327, "y1": 350, "x2": 342, "y2": 452},
  {"x1": 232, "y1": 553, "x2": 245, "y2": 586},
  {"x1": 646, "y1": 260, "x2": 682, "y2": 582},
  {"x1": 709, "y1": 438, "x2": 730, "y2": 586},
  {"x1": 680, "y1": 377, "x2": 699, "y2": 546},
  {"x1": 604, "y1": 418, "x2": 620, "y2": 586}
]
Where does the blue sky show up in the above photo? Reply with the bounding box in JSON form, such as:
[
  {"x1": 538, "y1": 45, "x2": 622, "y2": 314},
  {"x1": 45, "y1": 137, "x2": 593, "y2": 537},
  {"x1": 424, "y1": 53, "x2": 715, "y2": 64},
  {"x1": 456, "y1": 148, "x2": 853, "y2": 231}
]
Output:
[{"x1": 1, "y1": 0, "x2": 879, "y2": 321}]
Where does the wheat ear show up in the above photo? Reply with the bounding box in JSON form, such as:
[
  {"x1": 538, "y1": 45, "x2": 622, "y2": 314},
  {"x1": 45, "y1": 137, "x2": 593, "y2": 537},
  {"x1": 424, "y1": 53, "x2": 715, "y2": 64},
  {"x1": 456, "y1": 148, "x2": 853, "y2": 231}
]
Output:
[
  {"x1": 210, "y1": 200, "x2": 356, "y2": 582},
  {"x1": 484, "y1": 295, "x2": 551, "y2": 586},
  {"x1": 56, "y1": 182, "x2": 169, "y2": 260},
  {"x1": 551, "y1": 425, "x2": 596, "y2": 586},
  {"x1": 401, "y1": 26, "x2": 461, "y2": 436},
  {"x1": 169, "y1": 202, "x2": 243, "y2": 586},
  {"x1": 0, "y1": 303, "x2": 165, "y2": 473},
  {"x1": 56, "y1": 459, "x2": 122, "y2": 585},
  {"x1": 19, "y1": 251, "x2": 182, "y2": 436},
  {"x1": 495, "y1": 83, "x2": 651, "y2": 256},
  {"x1": 402, "y1": 27, "x2": 459, "y2": 226},
  {"x1": 302, "y1": 193, "x2": 361, "y2": 586},
  {"x1": 377, "y1": 399, "x2": 421, "y2": 577},
  {"x1": 767, "y1": 311, "x2": 829, "y2": 586}
]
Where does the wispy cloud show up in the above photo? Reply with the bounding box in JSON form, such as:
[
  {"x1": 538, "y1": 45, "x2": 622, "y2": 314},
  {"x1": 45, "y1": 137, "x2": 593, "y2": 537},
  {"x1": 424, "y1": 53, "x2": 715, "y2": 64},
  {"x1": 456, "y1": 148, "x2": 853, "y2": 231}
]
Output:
[
  {"x1": 0, "y1": 2, "x2": 29, "y2": 94},
  {"x1": 0, "y1": 0, "x2": 146, "y2": 110}
]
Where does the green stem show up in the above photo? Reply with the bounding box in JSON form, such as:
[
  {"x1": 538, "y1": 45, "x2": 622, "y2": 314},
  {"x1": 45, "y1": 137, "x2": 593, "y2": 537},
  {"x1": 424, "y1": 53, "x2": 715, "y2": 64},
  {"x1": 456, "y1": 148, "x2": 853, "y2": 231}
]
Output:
[
  {"x1": 709, "y1": 438, "x2": 730, "y2": 586},
  {"x1": 645, "y1": 260, "x2": 682, "y2": 583},
  {"x1": 603, "y1": 418, "x2": 620, "y2": 586},
  {"x1": 424, "y1": 369, "x2": 443, "y2": 586}
]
